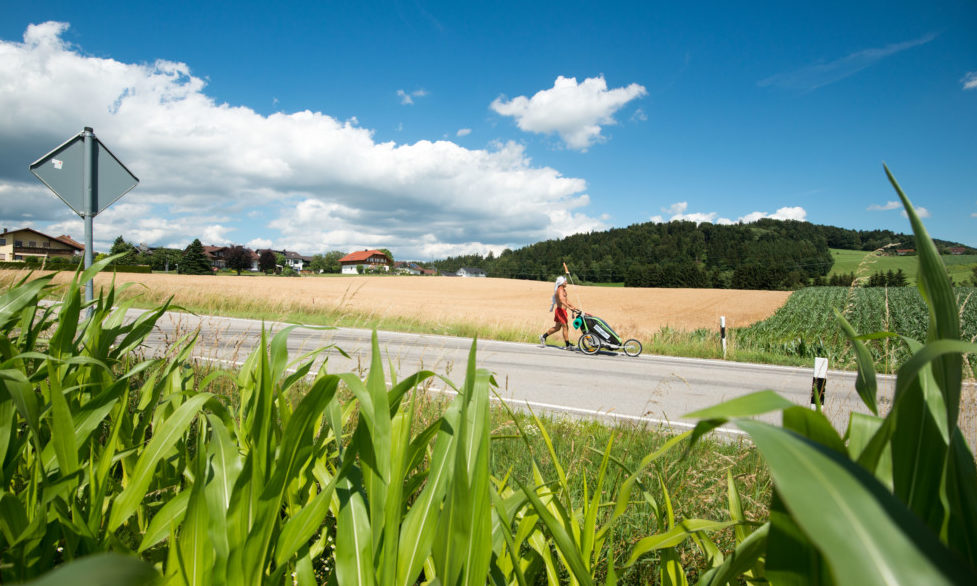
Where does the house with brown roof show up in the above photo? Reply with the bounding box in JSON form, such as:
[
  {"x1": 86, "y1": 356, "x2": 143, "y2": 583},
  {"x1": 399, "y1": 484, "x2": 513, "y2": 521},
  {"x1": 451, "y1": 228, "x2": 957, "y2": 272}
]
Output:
[
  {"x1": 339, "y1": 250, "x2": 391, "y2": 274},
  {"x1": 0, "y1": 227, "x2": 84, "y2": 262}
]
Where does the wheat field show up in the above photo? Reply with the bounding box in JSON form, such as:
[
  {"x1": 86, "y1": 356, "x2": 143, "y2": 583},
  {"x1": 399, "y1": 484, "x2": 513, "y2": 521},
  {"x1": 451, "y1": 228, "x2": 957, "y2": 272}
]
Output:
[{"x1": 16, "y1": 271, "x2": 792, "y2": 341}]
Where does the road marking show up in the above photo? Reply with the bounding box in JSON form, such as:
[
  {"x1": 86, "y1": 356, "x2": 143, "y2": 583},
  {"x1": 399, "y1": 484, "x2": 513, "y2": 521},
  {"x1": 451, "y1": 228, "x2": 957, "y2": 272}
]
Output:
[{"x1": 190, "y1": 355, "x2": 746, "y2": 438}]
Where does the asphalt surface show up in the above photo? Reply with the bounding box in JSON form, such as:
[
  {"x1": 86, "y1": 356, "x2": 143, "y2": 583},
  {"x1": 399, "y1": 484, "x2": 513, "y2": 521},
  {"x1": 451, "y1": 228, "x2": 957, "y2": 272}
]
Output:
[{"x1": 135, "y1": 308, "x2": 975, "y2": 441}]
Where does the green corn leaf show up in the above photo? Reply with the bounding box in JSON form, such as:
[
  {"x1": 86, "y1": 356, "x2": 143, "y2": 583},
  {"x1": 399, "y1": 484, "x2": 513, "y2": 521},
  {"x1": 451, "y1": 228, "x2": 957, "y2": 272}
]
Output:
[
  {"x1": 764, "y1": 491, "x2": 824, "y2": 586},
  {"x1": 1, "y1": 369, "x2": 43, "y2": 455},
  {"x1": 488, "y1": 486, "x2": 531, "y2": 586},
  {"x1": 944, "y1": 428, "x2": 977, "y2": 568},
  {"x1": 396, "y1": 399, "x2": 461, "y2": 586},
  {"x1": 685, "y1": 390, "x2": 795, "y2": 420},
  {"x1": 519, "y1": 479, "x2": 594, "y2": 586},
  {"x1": 77, "y1": 254, "x2": 123, "y2": 290},
  {"x1": 261, "y1": 375, "x2": 340, "y2": 500},
  {"x1": 46, "y1": 367, "x2": 79, "y2": 477},
  {"x1": 685, "y1": 391, "x2": 795, "y2": 447},
  {"x1": 887, "y1": 165, "x2": 962, "y2": 428},
  {"x1": 175, "y1": 421, "x2": 213, "y2": 586},
  {"x1": 0, "y1": 490, "x2": 30, "y2": 545},
  {"x1": 834, "y1": 309, "x2": 879, "y2": 414},
  {"x1": 697, "y1": 522, "x2": 769, "y2": 586},
  {"x1": 726, "y1": 470, "x2": 747, "y2": 544},
  {"x1": 887, "y1": 341, "x2": 977, "y2": 529},
  {"x1": 274, "y1": 474, "x2": 340, "y2": 567},
  {"x1": 458, "y1": 375, "x2": 493, "y2": 585},
  {"x1": 738, "y1": 419, "x2": 974, "y2": 585},
  {"x1": 0, "y1": 275, "x2": 53, "y2": 331},
  {"x1": 624, "y1": 520, "x2": 736, "y2": 567},
  {"x1": 108, "y1": 393, "x2": 218, "y2": 531},
  {"x1": 782, "y1": 406, "x2": 846, "y2": 454},
  {"x1": 0, "y1": 392, "x2": 14, "y2": 476},
  {"x1": 335, "y1": 471, "x2": 376, "y2": 586},
  {"x1": 23, "y1": 553, "x2": 160, "y2": 586},
  {"x1": 139, "y1": 489, "x2": 191, "y2": 553},
  {"x1": 364, "y1": 331, "x2": 392, "y2": 557},
  {"x1": 582, "y1": 435, "x2": 615, "y2": 567},
  {"x1": 847, "y1": 412, "x2": 893, "y2": 487},
  {"x1": 660, "y1": 548, "x2": 689, "y2": 586},
  {"x1": 388, "y1": 370, "x2": 436, "y2": 414},
  {"x1": 204, "y1": 413, "x2": 241, "y2": 568}
]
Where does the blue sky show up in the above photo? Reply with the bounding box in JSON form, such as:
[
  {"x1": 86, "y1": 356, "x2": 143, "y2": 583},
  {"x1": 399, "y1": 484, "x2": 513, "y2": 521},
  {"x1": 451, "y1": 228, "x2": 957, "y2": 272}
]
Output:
[{"x1": 1, "y1": 0, "x2": 975, "y2": 258}]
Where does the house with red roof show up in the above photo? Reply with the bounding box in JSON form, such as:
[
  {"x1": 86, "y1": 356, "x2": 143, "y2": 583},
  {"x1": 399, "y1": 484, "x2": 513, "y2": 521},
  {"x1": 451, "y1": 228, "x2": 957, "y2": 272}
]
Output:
[
  {"x1": 0, "y1": 227, "x2": 84, "y2": 262},
  {"x1": 339, "y1": 250, "x2": 391, "y2": 274}
]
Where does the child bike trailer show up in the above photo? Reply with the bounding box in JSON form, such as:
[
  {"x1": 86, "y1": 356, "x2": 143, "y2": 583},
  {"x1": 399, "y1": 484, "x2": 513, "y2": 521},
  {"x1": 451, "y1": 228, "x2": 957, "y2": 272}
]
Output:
[{"x1": 571, "y1": 310, "x2": 642, "y2": 356}]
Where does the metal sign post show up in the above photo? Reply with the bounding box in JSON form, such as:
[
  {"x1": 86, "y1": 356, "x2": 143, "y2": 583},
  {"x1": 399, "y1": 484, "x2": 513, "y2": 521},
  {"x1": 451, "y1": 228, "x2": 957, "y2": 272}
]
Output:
[{"x1": 30, "y1": 127, "x2": 139, "y2": 305}]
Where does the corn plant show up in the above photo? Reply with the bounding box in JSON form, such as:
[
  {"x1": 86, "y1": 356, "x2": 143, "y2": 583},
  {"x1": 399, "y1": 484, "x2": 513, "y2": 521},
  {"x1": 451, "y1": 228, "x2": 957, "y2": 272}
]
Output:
[
  {"x1": 683, "y1": 166, "x2": 977, "y2": 584},
  {"x1": 0, "y1": 255, "x2": 512, "y2": 584}
]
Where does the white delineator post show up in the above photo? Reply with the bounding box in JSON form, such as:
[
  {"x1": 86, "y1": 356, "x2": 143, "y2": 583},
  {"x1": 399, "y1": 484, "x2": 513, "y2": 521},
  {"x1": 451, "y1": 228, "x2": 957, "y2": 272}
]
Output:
[
  {"x1": 811, "y1": 357, "x2": 828, "y2": 409},
  {"x1": 720, "y1": 316, "x2": 727, "y2": 358}
]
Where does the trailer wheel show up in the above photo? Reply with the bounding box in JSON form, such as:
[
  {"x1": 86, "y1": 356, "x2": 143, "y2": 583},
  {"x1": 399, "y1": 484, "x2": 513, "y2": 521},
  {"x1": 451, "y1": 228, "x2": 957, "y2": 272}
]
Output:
[
  {"x1": 623, "y1": 339, "x2": 642, "y2": 357},
  {"x1": 578, "y1": 333, "x2": 600, "y2": 355}
]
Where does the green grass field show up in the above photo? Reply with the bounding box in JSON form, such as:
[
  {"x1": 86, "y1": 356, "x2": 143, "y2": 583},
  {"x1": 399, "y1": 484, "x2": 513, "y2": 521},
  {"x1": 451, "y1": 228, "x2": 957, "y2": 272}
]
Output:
[{"x1": 828, "y1": 248, "x2": 977, "y2": 285}]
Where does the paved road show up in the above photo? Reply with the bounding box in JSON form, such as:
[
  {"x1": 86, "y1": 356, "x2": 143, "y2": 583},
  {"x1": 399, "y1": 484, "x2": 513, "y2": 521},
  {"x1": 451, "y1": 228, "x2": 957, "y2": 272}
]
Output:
[{"x1": 138, "y1": 308, "x2": 971, "y2": 441}]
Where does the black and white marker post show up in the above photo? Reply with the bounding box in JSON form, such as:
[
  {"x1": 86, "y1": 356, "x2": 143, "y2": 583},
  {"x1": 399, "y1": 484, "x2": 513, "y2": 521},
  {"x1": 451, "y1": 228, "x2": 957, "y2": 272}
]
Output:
[
  {"x1": 720, "y1": 316, "x2": 727, "y2": 358},
  {"x1": 810, "y1": 357, "x2": 828, "y2": 409}
]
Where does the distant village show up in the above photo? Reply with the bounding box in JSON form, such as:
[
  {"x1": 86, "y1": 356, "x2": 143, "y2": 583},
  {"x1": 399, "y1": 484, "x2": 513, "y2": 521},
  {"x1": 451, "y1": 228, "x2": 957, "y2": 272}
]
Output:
[{"x1": 0, "y1": 226, "x2": 489, "y2": 277}]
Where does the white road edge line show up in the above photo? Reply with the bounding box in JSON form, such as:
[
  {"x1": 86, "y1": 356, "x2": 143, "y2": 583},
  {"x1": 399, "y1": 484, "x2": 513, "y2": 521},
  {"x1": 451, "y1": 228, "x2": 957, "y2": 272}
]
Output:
[{"x1": 191, "y1": 355, "x2": 747, "y2": 438}]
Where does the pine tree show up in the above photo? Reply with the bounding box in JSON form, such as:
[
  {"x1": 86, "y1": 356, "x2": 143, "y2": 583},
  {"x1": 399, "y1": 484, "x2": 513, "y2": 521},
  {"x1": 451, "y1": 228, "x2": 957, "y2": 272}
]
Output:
[
  {"x1": 109, "y1": 235, "x2": 136, "y2": 265},
  {"x1": 179, "y1": 239, "x2": 213, "y2": 275}
]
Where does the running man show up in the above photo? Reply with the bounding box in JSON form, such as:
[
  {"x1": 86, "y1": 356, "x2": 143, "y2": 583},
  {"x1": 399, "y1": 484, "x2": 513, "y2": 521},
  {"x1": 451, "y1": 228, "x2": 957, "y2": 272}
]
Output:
[{"x1": 540, "y1": 275, "x2": 579, "y2": 349}]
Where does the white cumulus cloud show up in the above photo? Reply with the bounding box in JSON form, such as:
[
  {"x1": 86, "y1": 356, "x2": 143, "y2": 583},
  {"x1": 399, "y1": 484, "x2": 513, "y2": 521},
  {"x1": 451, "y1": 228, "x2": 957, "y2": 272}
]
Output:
[
  {"x1": 868, "y1": 200, "x2": 930, "y2": 219},
  {"x1": 868, "y1": 201, "x2": 902, "y2": 211},
  {"x1": 490, "y1": 75, "x2": 647, "y2": 150},
  {"x1": 397, "y1": 88, "x2": 428, "y2": 105},
  {"x1": 0, "y1": 22, "x2": 604, "y2": 257},
  {"x1": 651, "y1": 203, "x2": 807, "y2": 225},
  {"x1": 456, "y1": 128, "x2": 471, "y2": 137},
  {"x1": 963, "y1": 72, "x2": 977, "y2": 90}
]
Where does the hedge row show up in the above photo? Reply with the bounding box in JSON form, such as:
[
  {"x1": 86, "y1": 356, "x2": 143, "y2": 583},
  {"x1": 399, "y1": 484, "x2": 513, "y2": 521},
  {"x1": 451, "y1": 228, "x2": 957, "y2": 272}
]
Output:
[{"x1": 0, "y1": 261, "x2": 152, "y2": 274}]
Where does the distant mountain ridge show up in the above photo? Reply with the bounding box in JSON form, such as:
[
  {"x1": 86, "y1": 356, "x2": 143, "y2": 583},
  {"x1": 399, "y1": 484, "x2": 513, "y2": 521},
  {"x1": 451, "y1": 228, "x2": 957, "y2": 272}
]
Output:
[{"x1": 432, "y1": 219, "x2": 976, "y2": 290}]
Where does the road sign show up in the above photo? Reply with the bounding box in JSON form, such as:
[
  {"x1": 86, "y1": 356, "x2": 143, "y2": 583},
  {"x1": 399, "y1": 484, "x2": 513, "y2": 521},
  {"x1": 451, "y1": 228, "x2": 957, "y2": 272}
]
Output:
[
  {"x1": 29, "y1": 127, "x2": 139, "y2": 307},
  {"x1": 30, "y1": 129, "x2": 138, "y2": 217}
]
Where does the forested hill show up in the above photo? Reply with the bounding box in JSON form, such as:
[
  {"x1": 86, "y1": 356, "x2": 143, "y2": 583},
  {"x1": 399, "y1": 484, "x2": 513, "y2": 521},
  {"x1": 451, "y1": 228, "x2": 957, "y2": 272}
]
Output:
[{"x1": 432, "y1": 220, "x2": 975, "y2": 290}]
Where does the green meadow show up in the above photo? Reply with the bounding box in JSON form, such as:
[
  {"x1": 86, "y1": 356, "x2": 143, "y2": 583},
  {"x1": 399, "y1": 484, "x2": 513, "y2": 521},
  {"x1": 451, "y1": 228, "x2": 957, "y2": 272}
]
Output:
[{"x1": 828, "y1": 248, "x2": 977, "y2": 285}]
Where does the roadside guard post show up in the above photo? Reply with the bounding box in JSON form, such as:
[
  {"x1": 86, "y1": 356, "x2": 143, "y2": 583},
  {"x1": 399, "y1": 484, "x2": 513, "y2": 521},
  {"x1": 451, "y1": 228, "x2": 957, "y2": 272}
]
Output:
[
  {"x1": 811, "y1": 357, "x2": 828, "y2": 409},
  {"x1": 720, "y1": 316, "x2": 727, "y2": 358},
  {"x1": 29, "y1": 127, "x2": 139, "y2": 306}
]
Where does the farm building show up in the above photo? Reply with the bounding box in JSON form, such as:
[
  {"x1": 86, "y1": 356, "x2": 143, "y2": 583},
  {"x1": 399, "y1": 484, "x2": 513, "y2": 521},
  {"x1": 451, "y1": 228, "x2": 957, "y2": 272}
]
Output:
[
  {"x1": 0, "y1": 227, "x2": 83, "y2": 262},
  {"x1": 456, "y1": 267, "x2": 487, "y2": 278},
  {"x1": 339, "y1": 250, "x2": 392, "y2": 274}
]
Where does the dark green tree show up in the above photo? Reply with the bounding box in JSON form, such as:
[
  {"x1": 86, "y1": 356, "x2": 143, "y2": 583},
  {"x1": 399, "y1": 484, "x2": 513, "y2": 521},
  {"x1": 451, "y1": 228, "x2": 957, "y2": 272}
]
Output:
[
  {"x1": 179, "y1": 239, "x2": 213, "y2": 275},
  {"x1": 310, "y1": 250, "x2": 344, "y2": 273},
  {"x1": 891, "y1": 268, "x2": 908, "y2": 287},
  {"x1": 258, "y1": 250, "x2": 277, "y2": 274},
  {"x1": 147, "y1": 248, "x2": 182, "y2": 272},
  {"x1": 109, "y1": 235, "x2": 136, "y2": 265},
  {"x1": 225, "y1": 245, "x2": 253, "y2": 275}
]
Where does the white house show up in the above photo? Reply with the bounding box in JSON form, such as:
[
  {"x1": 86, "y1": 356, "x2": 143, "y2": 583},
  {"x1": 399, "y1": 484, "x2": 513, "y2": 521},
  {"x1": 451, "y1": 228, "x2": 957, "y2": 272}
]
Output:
[
  {"x1": 339, "y1": 250, "x2": 392, "y2": 274},
  {"x1": 456, "y1": 267, "x2": 487, "y2": 278}
]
